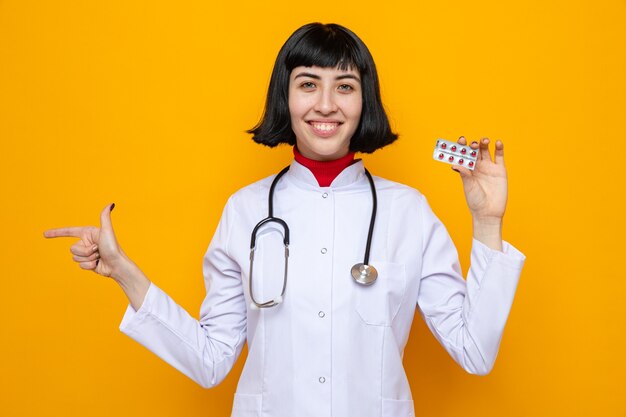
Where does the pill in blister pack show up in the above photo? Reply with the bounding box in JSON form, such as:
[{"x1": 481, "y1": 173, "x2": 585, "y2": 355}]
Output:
[{"x1": 433, "y1": 138, "x2": 479, "y2": 170}]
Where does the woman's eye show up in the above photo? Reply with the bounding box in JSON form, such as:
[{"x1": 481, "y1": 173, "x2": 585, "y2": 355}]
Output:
[
  {"x1": 338, "y1": 84, "x2": 353, "y2": 91},
  {"x1": 301, "y1": 82, "x2": 316, "y2": 89}
]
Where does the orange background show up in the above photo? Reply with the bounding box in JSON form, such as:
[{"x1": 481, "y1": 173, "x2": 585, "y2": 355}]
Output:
[{"x1": 1, "y1": 0, "x2": 625, "y2": 416}]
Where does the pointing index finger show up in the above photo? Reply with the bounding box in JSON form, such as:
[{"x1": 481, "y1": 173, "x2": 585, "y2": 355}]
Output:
[{"x1": 43, "y1": 227, "x2": 87, "y2": 238}]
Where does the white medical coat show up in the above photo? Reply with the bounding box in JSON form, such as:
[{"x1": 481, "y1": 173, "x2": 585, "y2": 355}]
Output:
[{"x1": 119, "y1": 159, "x2": 526, "y2": 417}]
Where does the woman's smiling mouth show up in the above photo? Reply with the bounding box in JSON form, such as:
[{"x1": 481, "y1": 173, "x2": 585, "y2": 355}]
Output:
[{"x1": 308, "y1": 121, "x2": 342, "y2": 137}]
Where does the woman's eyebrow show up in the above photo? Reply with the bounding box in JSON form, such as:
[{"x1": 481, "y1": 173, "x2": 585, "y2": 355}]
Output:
[
  {"x1": 336, "y1": 74, "x2": 361, "y2": 83},
  {"x1": 293, "y1": 72, "x2": 361, "y2": 82},
  {"x1": 294, "y1": 72, "x2": 321, "y2": 80}
]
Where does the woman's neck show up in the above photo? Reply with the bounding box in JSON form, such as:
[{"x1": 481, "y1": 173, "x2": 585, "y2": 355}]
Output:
[{"x1": 293, "y1": 146, "x2": 356, "y2": 187}]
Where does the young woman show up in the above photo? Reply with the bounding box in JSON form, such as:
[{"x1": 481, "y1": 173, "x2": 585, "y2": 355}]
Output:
[{"x1": 45, "y1": 23, "x2": 525, "y2": 417}]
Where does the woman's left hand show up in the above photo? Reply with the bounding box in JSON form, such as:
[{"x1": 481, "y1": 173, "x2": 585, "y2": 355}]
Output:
[{"x1": 452, "y1": 136, "x2": 507, "y2": 222}]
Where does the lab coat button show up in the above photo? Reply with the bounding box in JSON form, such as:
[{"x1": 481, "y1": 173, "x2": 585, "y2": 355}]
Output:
[
  {"x1": 319, "y1": 376, "x2": 326, "y2": 383},
  {"x1": 320, "y1": 248, "x2": 327, "y2": 254},
  {"x1": 318, "y1": 311, "x2": 325, "y2": 318},
  {"x1": 322, "y1": 192, "x2": 328, "y2": 198}
]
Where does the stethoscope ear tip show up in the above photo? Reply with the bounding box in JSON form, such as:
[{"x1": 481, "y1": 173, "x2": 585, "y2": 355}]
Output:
[
  {"x1": 250, "y1": 303, "x2": 259, "y2": 311},
  {"x1": 274, "y1": 295, "x2": 283, "y2": 304}
]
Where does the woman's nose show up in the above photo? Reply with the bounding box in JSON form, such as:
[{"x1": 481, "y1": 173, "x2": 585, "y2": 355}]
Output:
[{"x1": 314, "y1": 89, "x2": 338, "y2": 114}]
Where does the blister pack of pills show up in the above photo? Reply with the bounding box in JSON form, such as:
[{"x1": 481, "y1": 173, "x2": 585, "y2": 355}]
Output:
[{"x1": 433, "y1": 138, "x2": 479, "y2": 170}]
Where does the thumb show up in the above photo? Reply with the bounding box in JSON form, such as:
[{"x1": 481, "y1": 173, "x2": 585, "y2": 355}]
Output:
[
  {"x1": 95, "y1": 203, "x2": 123, "y2": 277},
  {"x1": 100, "y1": 203, "x2": 116, "y2": 233},
  {"x1": 451, "y1": 165, "x2": 472, "y2": 178}
]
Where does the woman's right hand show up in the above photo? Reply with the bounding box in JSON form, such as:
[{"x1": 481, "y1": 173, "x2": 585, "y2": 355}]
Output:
[
  {"x1": 45, "y1": 203, "x2": 151, "y2": 310},
  {"x1": 44, "y1": 203, "x2": 127, "y2": 280}
]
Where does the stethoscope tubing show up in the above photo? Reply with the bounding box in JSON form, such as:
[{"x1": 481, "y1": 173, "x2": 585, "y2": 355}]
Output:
[
  {"x1": 248, "y1": 164, "x2": 378, "y2": 308},
  {"x1": 362, "y1": 167, "x2": 377, "y2": 266}
]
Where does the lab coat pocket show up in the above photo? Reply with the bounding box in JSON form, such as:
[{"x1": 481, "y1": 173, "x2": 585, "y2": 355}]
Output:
[
  {"x1": 382, "y1": 398, "x2": 415, "y2": 417},
  {"x1": 355, "y1": 261, "x2": 406, "y2": 326},
  {"x1": 232, "y1": 393, "x2": 262, "y2": 417}
]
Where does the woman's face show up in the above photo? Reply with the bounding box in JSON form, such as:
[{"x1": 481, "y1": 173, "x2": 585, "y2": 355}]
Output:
[{"x1": 288, "y1": 65, "x2": 363, "y2": 161}]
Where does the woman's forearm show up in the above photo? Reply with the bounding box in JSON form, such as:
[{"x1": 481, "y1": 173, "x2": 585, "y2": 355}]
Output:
[
  {"x1": 472, "y1": 217, "x2": 503, "y2": 251},
  {"x1": 111, "y1": 256, "x2": 151, "y2": 311}
]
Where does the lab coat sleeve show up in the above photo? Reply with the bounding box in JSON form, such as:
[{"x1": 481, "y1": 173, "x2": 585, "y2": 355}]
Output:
[
  {"x1": 119, "y1": 196, "x2": 247, "y2": 388},
  {"x1": 416, "y1": 195, "x2": 525, "y2": 375}
]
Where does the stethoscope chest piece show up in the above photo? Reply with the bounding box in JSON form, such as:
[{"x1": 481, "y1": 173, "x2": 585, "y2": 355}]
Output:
[{"x1": 351, "y1": 263, "x2": 378, "y2": 285}]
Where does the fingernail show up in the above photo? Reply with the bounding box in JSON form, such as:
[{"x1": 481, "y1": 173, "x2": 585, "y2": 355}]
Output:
[
  {"x1": 110, "y1": 203, "x2": 115, "y2": 212},
  {"x1": 92, "y1": 245, "x2": 98, "y2": 251}
]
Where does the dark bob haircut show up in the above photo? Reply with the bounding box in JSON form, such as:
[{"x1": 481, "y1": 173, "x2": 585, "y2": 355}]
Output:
[{"x1": 248, "y1": 23, "x2": 398, "y2": 153}]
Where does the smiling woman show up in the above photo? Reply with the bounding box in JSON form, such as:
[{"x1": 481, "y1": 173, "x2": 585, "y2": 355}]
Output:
[
  {"x1": 44, "y1": 22, "x2": 525, "y2": 417},
  {"x1": 248, "y1": 22, "x2": 398, "y2": 154}
]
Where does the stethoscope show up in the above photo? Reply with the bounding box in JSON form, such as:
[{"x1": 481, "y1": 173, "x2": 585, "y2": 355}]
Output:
[{"x1": 249, "y1": 164, "x2": 378, "y2": 309}]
